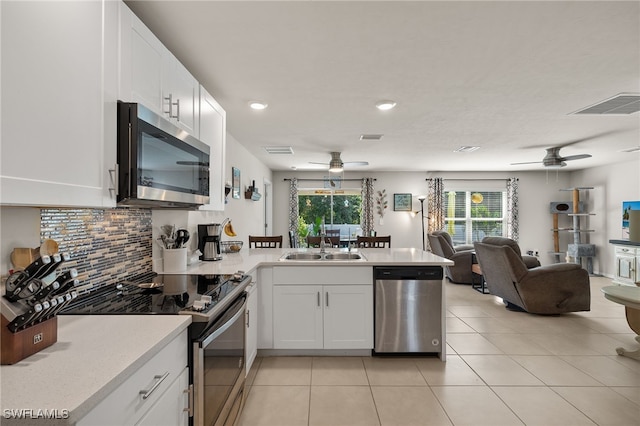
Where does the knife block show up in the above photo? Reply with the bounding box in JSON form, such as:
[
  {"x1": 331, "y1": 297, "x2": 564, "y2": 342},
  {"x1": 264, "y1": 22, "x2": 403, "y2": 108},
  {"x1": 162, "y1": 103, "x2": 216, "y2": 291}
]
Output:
[{"x1": 1, "y1": 314, "x2": 57, "y2": 365}]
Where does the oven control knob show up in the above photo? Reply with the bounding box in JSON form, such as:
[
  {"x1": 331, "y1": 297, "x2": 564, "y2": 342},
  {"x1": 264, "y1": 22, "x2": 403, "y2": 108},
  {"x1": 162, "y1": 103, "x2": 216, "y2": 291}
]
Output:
[
  {"x1": 201, "y1": 295, "x2": 212, "y2": 305},
  {"x1": 192, "y1": 300, "x2": 206, "y2": 311}
]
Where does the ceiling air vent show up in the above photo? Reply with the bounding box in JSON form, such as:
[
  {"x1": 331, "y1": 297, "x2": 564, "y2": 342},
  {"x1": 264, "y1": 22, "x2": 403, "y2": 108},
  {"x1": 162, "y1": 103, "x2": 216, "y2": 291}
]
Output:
[
  {"x1": 572, "y1": 93, "x2": 640, "y2": 115},
  {"x1": 359, "y1": 134, "x2": 383, "y2": 141},
  {"x1": 263, "y1": 146, "x2": 294, "y2": 154}
]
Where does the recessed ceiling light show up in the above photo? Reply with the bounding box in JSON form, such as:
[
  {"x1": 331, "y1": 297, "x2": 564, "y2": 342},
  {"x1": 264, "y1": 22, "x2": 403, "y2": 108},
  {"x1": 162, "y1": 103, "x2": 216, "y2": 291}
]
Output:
[
  {"x1": 453, "y1": 146, "x2": 480, "y2": 153},
  {"x1": 249, "y1": 101, "x2": 268, "y2": 110},
  {"x1": 375, "y1": 100, "x2": 397, "y2": 111}
]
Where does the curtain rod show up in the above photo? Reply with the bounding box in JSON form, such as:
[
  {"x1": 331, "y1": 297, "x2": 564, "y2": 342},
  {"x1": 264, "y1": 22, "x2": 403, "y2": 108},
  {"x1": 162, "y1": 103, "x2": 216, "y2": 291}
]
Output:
[
  {"x1": 425, "y1": 178, "x2": 517, "y2": 181},
  {"x1": 284, "y1": 178, "x2": 376, "y2": 182}
]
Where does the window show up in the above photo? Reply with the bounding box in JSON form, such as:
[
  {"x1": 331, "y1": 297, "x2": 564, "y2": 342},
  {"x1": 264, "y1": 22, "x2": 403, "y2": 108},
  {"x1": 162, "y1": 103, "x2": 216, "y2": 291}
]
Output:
[
  {"x1": 443, "y1": 190, "x2": 506, "y2": 245},
  {"x1": 297, "y1": 188, "x2": 362, "y2": 238}
]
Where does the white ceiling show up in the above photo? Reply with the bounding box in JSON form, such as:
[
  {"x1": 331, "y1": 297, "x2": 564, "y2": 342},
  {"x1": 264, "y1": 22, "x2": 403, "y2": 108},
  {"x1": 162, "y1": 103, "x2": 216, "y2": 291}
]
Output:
[{"x1": 125, "y1": 0, "x2": 640, "y2": 173}]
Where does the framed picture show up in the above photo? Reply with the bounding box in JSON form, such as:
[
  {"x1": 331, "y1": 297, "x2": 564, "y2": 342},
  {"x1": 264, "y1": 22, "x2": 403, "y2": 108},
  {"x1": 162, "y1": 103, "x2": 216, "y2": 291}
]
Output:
[
  {"x1": 232, "y1": 167, "x2": 241, "y2": 199},
  {"x1": 394, "y1": 193, "x2": 412, "y2": 211}
]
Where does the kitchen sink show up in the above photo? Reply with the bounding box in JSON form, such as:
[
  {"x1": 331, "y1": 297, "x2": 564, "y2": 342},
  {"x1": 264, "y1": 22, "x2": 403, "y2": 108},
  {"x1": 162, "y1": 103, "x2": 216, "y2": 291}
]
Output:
[
  {"x1": 282, "y1": 253, "x2": 324, "y2": 260},
  {"x1": 279, "y1": 252, "x2": 366, "y2": 261},
  {"x1": 323, "y1": 253, "x2": 363, "y2": 260}
]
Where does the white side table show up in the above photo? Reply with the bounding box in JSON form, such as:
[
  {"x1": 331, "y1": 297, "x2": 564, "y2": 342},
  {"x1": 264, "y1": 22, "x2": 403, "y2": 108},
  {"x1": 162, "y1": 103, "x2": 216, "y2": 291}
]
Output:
[{"x1": 601, "y1": 285, "x2": 640, "y2": 360}]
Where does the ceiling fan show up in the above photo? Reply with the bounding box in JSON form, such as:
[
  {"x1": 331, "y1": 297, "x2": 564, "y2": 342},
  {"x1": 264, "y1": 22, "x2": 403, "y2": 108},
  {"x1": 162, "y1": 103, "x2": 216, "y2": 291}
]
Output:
[
  {"x1": 309, "y1": 152, "x2": 369, "y2": 172},
  {"x1": 511, "y1": 146, "x2": 592, "y2": 168}
]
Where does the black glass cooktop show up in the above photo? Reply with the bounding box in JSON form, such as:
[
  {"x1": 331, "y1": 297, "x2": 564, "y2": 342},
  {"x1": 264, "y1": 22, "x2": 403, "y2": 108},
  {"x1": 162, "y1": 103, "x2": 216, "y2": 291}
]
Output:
[{"x1": 60, "y1": 274, "x2": 239, "y2": 315}]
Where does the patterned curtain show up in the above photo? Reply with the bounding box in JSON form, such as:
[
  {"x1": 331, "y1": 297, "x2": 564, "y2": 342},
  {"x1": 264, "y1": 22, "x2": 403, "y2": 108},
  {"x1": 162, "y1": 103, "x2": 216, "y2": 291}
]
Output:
[
  {"x1": 361, "y1": 178, "x2": 375, "y2": 236},
  {"x1": 288, "y1": 178, "x2": 299, "y2": 237},
  {"x1": 506, "y1": 177, "x2": 519, "y2": 241},
  {"x1": 426, "y1": 178, "x2": 445, "y2": 249}
]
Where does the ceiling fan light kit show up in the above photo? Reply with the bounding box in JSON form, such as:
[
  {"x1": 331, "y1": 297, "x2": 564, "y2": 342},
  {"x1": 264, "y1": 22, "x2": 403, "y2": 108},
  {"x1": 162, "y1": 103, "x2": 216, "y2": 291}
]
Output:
[
  {"x1": 375, "y1": 100, "x2": 397, "y2": 111},
  {"x1": 248, "y1": 101, "x2": 268, "y2": 110}
]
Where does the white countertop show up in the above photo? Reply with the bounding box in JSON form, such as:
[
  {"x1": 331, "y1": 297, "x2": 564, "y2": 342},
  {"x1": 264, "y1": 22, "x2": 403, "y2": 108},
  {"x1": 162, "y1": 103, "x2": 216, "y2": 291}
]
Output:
[
  {"x1": 0, "y1": 315, "x2": 191, "y2": 425},
  {"x1": 164, "y1": 247, "x2": 454, "y2": 275}
]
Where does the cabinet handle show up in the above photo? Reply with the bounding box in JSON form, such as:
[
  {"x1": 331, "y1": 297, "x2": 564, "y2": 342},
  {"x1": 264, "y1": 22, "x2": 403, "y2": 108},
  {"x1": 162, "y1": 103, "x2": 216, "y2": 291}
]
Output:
[
  {"x1": 139, "y1": 372, "x2": 169, "y2": 400},
  {"x1": 246, "y1": 309, "x2": 250, "y2": 328},
  {"x1": 164, "y1": 94, "x2": 173, "y2": 117},
  {"x1": 326, "y1": 291, "x2": 329, "y2": 307},
  {"x1": 108, "y1": 163, "x2": 119, "y2": 197},
  {"x1": 317, "y1": 291, "x2": 320, "y2": 307},
  {"x1": 175, "y1": 98, "x2": 180, "y2": 121},
  {"x1": 183, "y1": 384, "x2": 193, "y2": 416}
]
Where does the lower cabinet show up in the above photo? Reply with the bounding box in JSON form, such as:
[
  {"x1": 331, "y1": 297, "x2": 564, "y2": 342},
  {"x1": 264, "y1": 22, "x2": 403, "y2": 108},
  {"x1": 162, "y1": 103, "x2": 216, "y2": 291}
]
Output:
[
  {"x1": 136, "y1": 368, "x2": 189, "y2": 426},
  {"x1": 77, "y1": 330, "x2": 189, "y2": 425},
  {"x1": 273, "y1": 284, "x2": 373, "y2": 350},
  {"x1": 612, "y1": 244, "x2": 640, "y2": 286}
]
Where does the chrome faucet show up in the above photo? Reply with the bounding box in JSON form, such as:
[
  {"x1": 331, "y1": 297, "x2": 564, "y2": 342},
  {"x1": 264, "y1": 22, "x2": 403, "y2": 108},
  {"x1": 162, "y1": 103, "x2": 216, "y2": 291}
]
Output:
[{"x1": 319, "y1": 218, "x2": 327, "y2": 254}]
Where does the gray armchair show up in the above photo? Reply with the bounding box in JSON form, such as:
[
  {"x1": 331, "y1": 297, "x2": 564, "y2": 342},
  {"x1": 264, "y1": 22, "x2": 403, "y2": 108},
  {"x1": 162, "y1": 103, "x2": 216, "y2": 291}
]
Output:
[
  {"x1": 481, "y1": 237, "x2": 541, "y2": 269},
  {"x1": 428, "y1": 231, "x2": 475, "y2": 284},
  {"x1": 474, "y1": 238, "x2": 590, "y2": 314}
]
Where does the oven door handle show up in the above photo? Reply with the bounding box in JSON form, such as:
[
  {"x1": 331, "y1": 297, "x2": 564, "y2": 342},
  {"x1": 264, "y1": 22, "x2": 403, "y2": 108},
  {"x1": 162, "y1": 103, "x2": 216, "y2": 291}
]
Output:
[{"x1": 197, "y1": 294, "x2": 247, "y2": 348}]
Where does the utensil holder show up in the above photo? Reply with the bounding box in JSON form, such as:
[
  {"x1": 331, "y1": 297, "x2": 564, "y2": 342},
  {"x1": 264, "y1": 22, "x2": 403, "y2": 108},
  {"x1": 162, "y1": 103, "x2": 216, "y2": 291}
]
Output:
[
  {"x1": 1, "y1": 314, "x2": 57, "y2": 365},
  {"x1": 163, "y1": 247, "x2": 187, "y2": 272}
]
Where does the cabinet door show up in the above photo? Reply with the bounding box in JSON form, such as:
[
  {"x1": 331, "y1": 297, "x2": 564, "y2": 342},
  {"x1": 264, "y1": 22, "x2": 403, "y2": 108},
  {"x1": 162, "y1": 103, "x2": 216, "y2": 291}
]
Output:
[
  {"x1": 136, "y1": 368, "x2": 189, "y2": 426},
  {"x1": 324, "y1": 285, "x2": 373, "y2": 349},
  {"x1": 125, "y1": 6, "x2": 165, "y2": 115},
  {"x1": 273, "y1": 285, "x2": 323, "y2": 349},
  {"x1": 616, "y1": 253, "x2": 637, "y2": 286},
  {"x1": 199, "y1": 86, "x2": 227, "y2": 211},
  {"x1": 246, "y1": 282, "x2": 259, "y2": 375},
  {"x1": 164, "y1": 56, "x2": 199, "y2": 138},
  {"x1": 1, "y1": 0, "x2": 117, "y2": 208}
]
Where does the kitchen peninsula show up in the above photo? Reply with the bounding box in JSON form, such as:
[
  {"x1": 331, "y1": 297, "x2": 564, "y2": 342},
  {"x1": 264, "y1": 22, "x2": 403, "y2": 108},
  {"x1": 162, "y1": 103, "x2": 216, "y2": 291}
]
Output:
[{"x1": 1, "y1": 249, "x2": 451, "y2": 425}]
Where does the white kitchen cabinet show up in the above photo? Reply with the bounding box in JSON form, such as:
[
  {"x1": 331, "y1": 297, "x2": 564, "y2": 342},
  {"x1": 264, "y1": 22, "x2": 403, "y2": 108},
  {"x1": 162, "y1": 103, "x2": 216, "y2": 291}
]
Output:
[
  {"x1": 119, "y1": 3, "x2": 199, "y2": 138},
  {"x1": 1, "y1": 0, "x2": 118, "y2": 207},
  {"x1": 136, "y1": 368, "x2": 189, "y2": 426},
  {"x1": 612, "y1": 243, "x2": 640, "y2": 286},
  {"x1": 78, "y1": 329, "x2": 189, "y2": 426},
  {"x1": 199, "y1": 86, "x2": 227, "y2": 211},
  {"x1": 245, "y1": 280, "x2": 259, "y2": 375},
  {"x1": 272, "y1": 266, "x2": 373, "y2": 350},
  {"x1": 257, "y1": 267, "x2": 274, "y2": 349}
]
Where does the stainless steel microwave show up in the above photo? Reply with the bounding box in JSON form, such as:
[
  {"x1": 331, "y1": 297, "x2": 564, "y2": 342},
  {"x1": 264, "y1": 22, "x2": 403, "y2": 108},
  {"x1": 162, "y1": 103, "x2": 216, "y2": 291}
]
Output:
[{"x1": 117, "y1": 101, "x2": 210, "y2": 208}]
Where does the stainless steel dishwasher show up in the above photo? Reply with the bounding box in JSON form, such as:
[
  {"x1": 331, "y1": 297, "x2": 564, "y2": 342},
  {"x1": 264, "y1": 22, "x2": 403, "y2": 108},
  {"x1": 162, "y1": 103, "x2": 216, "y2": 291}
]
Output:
[{"x1": 374, "y1": 266, "x2": 444, "y2": 357}]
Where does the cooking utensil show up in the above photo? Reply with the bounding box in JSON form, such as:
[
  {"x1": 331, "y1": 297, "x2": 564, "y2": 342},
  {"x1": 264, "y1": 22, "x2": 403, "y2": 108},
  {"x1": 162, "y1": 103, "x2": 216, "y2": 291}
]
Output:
[
  {"x1": 39, "y1": 239, "x2": 59, "y2": 257},
  {"x1": 27, "y1": 279, "x2": 59, "y2": 304},
  {"x1": 50, "y1": 270, "x2": 79, "y2": 296},
  {"x1": 175, "y1": 229, "x2": 190, "y2": 248},
  {"x1": 4, "y1": 256, "x2": 52, "y2": 302},
  {"x1": 10, "y1": 248, "x2": 35, "y2": 270},
  {"x1": 7, "y1": 303, "x2": 43, "y2": 332}
]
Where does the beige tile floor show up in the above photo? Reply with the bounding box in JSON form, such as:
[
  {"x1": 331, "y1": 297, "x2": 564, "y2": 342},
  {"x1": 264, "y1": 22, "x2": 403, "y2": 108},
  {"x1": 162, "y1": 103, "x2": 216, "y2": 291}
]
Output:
[{"x1": 239, "y1": 276, "x2": 640, "y2": 426}]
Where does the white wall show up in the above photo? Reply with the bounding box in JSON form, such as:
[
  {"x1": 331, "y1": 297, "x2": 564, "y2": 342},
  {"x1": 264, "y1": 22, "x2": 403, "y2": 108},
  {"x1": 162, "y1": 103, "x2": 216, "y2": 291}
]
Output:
[{"x1": 272, "y1": 160, "x2": 639, "y2": 276}]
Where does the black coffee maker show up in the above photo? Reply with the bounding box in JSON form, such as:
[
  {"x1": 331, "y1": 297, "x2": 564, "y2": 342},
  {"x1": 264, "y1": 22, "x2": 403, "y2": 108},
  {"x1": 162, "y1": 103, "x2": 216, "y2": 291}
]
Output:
[{"x1": 198, "y1": 223, "x2": 222, "y2": 261}]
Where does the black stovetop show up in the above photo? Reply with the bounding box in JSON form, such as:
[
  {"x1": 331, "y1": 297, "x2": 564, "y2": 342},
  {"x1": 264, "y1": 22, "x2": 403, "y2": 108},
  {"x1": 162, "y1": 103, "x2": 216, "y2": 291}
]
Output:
[{"x1": 60, "y1": 274, "x2": 239, "y2": 315}]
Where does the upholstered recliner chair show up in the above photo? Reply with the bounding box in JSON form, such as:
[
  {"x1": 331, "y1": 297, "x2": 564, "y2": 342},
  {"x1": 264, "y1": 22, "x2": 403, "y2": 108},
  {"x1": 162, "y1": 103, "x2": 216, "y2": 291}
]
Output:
[
  {"x1": 481, "y1": 237, "x2": 541, "y2": 269},
  {"x1": 428, "y1": 231, "x2": 475, "y2": 284},
  {"x1": 474, "y1": 238, "x2": 590, "y2": 314}
]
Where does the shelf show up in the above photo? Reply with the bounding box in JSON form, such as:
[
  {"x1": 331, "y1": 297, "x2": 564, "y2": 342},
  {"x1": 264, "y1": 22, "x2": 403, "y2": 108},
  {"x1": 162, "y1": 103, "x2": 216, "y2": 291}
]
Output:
[
  {"x1": 568, "y1": 213, "x2": 595, "y2": 216},
  {"x1": 559, "y1": 187, "x2": 595, "y2": 191},
  {"x1": 562, "y1": 229, "x2": 595, "y2": 233}
]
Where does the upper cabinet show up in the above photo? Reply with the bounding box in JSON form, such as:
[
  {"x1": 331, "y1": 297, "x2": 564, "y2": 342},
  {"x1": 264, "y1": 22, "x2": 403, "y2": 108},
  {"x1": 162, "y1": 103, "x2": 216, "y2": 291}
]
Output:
[
  {"x1": 199, "y1": 86, "x2": 227, "y2": 211},
  {"x1": 0, "y1": 0, "x2": 118, "y2": 208},
  {"x1": 119, "y1": 3, "x2": 199, "y2": 138}
]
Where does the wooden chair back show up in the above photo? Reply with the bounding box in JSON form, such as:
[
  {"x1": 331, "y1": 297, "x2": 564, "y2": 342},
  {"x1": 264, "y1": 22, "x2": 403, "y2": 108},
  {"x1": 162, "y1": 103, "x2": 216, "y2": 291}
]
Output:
[
  {"x1": 356, "y1": 236, "x2": 391, "y2": 248},
  {"x1": 249, "y1": 235, "x2": 283, "y2": 248},
  {"x1": 306, "y1": 236, "x2": 340, "y2": 248}
]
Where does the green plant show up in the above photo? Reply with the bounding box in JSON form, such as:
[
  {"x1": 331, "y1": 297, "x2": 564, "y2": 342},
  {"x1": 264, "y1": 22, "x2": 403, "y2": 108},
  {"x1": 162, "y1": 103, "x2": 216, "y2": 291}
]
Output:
[
  {"x1": 297, "y1": 216, "x2": 309, "y2": 246},
  {"x1": 312, "y1": 217, "x2": 323, "y2": 236}
]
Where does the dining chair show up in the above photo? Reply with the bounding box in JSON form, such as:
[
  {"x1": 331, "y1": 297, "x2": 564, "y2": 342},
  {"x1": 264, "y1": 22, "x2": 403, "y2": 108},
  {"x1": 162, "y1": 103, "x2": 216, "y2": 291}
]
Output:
[
  {"x1": 356, "y1": 236, "x2": 391, "y2": 248},
  {"x1": 249, "y1": 235, "x2": 283, "y2": 248},
  {"x1": 306, "y1": 236, "x2": 340, "y2": 248}
]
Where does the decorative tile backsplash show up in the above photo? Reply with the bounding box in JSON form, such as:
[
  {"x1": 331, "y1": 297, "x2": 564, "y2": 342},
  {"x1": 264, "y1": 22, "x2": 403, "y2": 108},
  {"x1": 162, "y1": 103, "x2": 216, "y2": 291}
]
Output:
[{"x1": 40, "y1": 208, "x2": 152, "y2": 289}]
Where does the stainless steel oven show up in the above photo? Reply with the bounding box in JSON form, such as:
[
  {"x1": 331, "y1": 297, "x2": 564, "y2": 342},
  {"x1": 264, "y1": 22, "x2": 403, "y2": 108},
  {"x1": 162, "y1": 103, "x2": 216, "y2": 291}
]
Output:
[{"x1": 192, "y1": 292, "x2": 247, "y2": 426}]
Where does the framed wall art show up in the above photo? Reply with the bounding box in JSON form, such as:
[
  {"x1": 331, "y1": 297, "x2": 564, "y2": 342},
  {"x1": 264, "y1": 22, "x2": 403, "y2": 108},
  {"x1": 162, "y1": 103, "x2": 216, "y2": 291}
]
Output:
[
  {"x1": 232, "y1": 167, "x2": 241, "y2": 199},
  {"x1": 393, "y1": 193, "x2": 412, "y2": 211}
]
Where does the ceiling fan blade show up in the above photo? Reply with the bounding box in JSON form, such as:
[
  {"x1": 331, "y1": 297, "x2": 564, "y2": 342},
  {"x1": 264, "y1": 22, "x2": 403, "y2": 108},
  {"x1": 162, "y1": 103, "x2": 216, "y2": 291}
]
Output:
[
  {"x1": 343, "y1": 161, "x2": 369, "y2": 166},
  {"x1": 308, "y1": 161, "x2": 329, "y2": 165},
  {"x1": 510, "y1": 161, "x2": 543, "y2": 165},
  {"x1": 560, "y1": 154, "x2": 592, "y2": 162}
]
